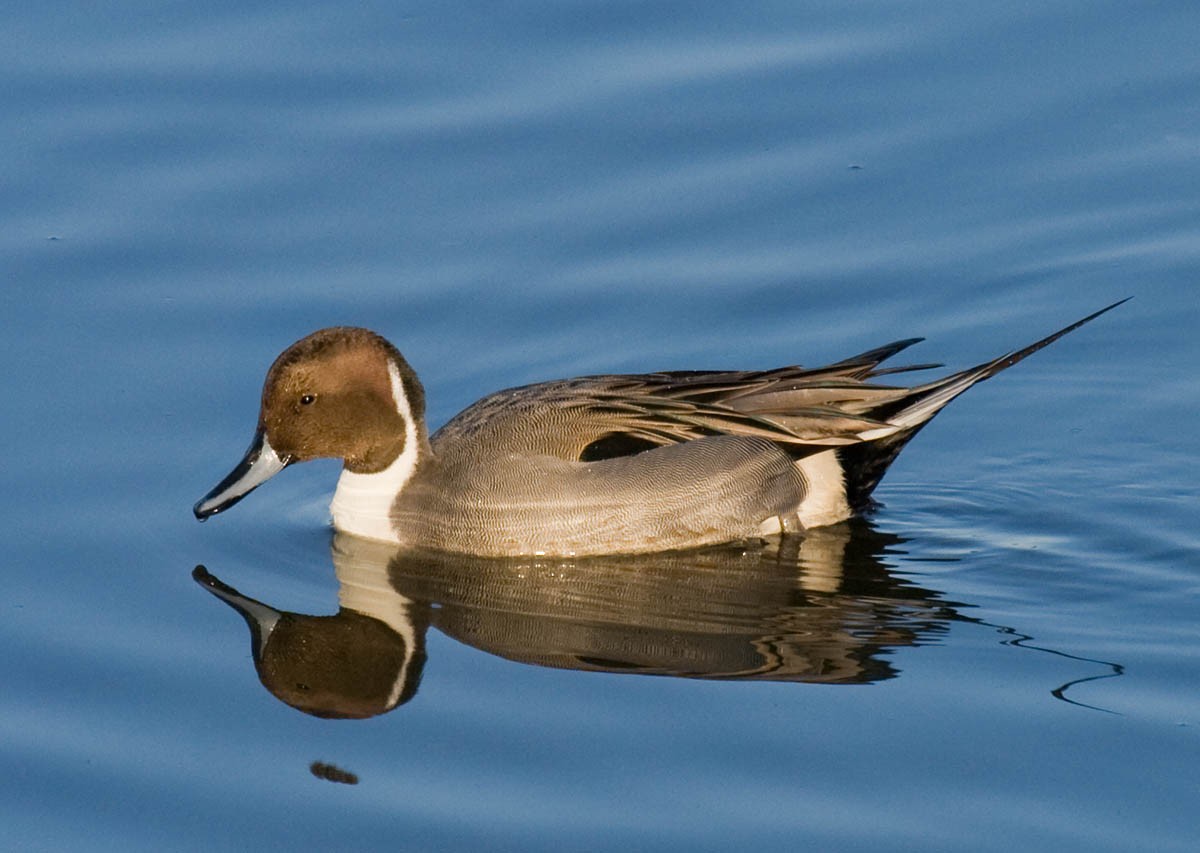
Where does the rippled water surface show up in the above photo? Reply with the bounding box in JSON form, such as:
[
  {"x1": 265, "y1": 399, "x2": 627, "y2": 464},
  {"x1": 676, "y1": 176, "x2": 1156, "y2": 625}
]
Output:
[{"x1": 3, "y1": 3, "x2": 1198, "y2": 851}]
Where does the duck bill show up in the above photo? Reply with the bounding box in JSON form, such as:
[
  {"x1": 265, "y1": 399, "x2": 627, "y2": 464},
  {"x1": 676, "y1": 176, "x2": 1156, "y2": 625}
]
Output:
[{"x1": 193, "y1": 430, "x2": 290, "y2": 520}]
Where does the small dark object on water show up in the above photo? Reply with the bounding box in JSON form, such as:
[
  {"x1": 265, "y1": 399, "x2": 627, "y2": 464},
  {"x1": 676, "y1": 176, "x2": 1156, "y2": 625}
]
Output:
[{"x1": 310, "y1": 761, "x2": 359, "y2": 785}]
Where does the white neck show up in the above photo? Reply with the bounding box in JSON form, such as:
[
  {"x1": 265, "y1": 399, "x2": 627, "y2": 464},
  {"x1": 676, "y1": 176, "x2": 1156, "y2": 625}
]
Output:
[{"x1": 329, "y1": 360, "x2": 419, "y2": 543}]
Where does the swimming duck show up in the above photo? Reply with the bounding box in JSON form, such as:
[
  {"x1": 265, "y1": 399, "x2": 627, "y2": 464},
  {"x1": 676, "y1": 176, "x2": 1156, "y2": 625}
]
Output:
[{"x1": 194, "y1": 300, "x2": 1124, "y2": 556}]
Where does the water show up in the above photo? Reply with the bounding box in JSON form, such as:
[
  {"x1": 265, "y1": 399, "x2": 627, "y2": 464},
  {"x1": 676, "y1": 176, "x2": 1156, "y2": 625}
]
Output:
[{"x1": 3, "y1": 2, "x2": 1198, "y2": 850}]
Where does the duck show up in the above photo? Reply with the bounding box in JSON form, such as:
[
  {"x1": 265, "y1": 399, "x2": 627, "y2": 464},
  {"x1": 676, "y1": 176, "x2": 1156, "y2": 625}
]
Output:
[{"x1": 194, "y1": 299, "x2": 1125, "y2": 556}]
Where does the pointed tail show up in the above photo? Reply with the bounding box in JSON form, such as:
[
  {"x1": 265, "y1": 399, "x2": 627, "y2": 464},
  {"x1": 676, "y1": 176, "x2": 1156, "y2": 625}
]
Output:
[
  {"x1": 838, "y1": 298, "x2": 1128, "y2": 509},
  {"x1": 888, "y1": 297, "x2": 1130, "y2": 430}
]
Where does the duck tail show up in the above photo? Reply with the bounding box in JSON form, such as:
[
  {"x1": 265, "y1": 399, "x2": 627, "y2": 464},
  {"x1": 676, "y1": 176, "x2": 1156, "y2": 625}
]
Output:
[{"x1": 837, "y1": 298, "x2": 1129, "y2": 510}]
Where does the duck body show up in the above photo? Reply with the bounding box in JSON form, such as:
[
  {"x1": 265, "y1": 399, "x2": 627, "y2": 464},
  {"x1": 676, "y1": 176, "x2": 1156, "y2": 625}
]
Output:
[{"x1": 195, "y1": 301, "x2": 1124, "y2": 556}]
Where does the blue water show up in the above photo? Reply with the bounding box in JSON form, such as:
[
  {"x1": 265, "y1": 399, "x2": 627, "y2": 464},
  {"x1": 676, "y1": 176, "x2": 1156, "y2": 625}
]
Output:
[{"x1": 3, "y1": 2, "x2": 1198, "y2": 851}]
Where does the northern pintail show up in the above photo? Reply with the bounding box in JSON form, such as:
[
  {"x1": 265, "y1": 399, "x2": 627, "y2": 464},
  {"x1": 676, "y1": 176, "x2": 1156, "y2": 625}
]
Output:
[{"x1": 194, "y1": 300, "x2": 1124, "y2": 556}]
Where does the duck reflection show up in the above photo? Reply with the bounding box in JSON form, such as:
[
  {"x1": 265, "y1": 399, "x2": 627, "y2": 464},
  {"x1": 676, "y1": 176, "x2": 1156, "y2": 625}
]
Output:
[
  {"x1": 194, "y1": 561, "x2": 427, "y2": 719},
  {"x1": 195, "y1": 522, "x2": 964, "y2": 718}
]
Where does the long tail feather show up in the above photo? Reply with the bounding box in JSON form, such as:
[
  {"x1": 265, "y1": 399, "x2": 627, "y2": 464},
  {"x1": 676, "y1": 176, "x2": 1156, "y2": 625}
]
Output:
[
  {"x1": 889, "y1": 297, "x2": 1130, "y2": 430},
  {"x1": 838, "y1": 298, "x2": 1128, "y2": 509}
]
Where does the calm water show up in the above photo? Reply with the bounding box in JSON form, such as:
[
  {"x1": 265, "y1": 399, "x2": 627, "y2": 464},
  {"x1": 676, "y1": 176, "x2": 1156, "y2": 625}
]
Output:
[{"x1": 3, "y1": 2, "x2": 1198, "y2": 851}]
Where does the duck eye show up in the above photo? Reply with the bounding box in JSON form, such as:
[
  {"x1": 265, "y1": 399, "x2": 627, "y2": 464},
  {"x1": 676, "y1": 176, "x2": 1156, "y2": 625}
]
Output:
[{"x1": 300, "y1": 394, "x2": 316, "y2": 406}]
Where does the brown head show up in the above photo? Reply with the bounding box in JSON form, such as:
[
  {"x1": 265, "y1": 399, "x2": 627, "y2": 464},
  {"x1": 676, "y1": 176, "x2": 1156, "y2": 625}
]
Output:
[{"x1": 194, "y1": 327, "x2": 427, "y2": 520}]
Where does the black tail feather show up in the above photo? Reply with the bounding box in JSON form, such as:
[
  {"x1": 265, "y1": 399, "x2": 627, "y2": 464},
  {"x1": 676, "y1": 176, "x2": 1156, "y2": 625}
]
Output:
[
  {"x1": 942, "y1": 297, "x2": 1130, "y2": 389},
  {"x1": 837, "y1": 298, "x2": 1129, "y2": 509}
]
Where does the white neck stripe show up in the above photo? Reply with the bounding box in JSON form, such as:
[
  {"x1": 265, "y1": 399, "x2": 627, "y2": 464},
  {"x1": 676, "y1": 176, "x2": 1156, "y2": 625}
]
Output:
[{"x1": 329, "y1": 360, "x2": 420, "y2": 543}]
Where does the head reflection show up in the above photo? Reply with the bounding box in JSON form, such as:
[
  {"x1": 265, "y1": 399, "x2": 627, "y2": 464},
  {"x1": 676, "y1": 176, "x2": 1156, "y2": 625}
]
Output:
[
  {"x1": 194, "y1": 563, "x2": 427, "y2": 719},
  {"x1": 195, "y1": 523, "x2": 960, "y2": 718}
]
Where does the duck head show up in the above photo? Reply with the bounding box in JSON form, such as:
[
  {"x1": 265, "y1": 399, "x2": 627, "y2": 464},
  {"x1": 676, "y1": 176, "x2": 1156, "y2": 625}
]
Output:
[{"x1": 193, "y1": 327, "x2": 426, "y2": 520}]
